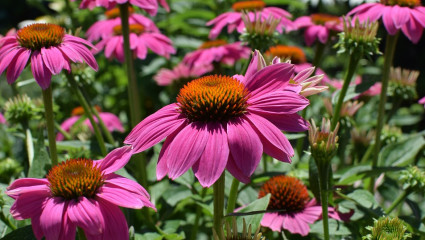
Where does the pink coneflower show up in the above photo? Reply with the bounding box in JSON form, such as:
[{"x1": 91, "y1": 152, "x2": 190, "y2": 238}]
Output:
[
  {"x1": 6, "y1": 146, "x2": 155, "y2": 240},
  {"x1": 154, "y1": 62, "x2": 213, "y2": 86},
  {"x1": 124, "y1": 51, "x2": 309, "y2": 187},
  {"x1": 207, "y1": 0, "x2": 293, "y2": 39},
  {"x1": 56, "y1": 106, "x2": 124, "y2": 141},
  {"x1": 347, "y1": 0, "x2": 425, "y2": 43},
  {"x1": 72, "y1": 0, "x2": 169, "y2": 16},
  {"x1": 183, "y1": 40, "x2": 250, "y2": 68},
  {"x1": 362, "y1": 82, "x2": 382, "y2": 97},
  {"x1": 419, "y1": 96, "x2": 425, "y2": 106},
  {"x1": 0, "y1": 23, "x2": 98, "y2": 90},
  {"x1": 93, "y1": 22, "x2": 175, "y2": 62},
  {"x1": 259, "y1": 175, "x2": 345, "y2": 236},
  {"x1": 294, "y1": 13, "x2": 343, "y2": 46},
  {"x1": 325, "y1": 75, "x2": 362, "y2": 89},
  {"x1": 86, "y1": 7, "x2": 160, "y2": 42}
]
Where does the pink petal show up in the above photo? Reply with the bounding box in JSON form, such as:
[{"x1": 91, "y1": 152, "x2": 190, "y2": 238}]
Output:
[
  {"x1": 105, "y1": 173, "x2": 150, "y2": 199},
  {"x1": 226, "y1": 154, "x2": 250, "y2": 183},
  {"x1": 227, "y1": 117, "x2": 263, "y2": 177},
  {"x1": 40, "y1": 198, "x2": 67, "y2": 240},
  {"x1": 67, "y1": 197, "x2": 104, "y2": 235},
  {"x1": 282, "y1": 213, "x2": 311, "y2": 236},
  {"x1": 59, "y1": 210, "x2": 77, "y2": 240},
  {"x1": 7, "y1": 178, "x2": 49, "y2": 191},
  {"x1": 402, "y1": 15, "x2": 423, "y2": 44},
  {"x1": 261, "y1": 213, "x2": 282, "y2": 231},
  {"x1": 166, "y1": 122, "x2": 209, "y2": 180},
  {"x1": 31, "y1": 51, "x2": 52, "y2": 90},
  {"x1": 96, "y1": 185, "x2": 149, "y2": 209},
  {"x1": 41, "y1": 47, "x2": 66, "y2": 75},
  {"x1": 95, "y1": 146, "x2": 132, "y2": 174},
  {"x1": 259, "y1": 113, "x2": 309, "y2": 132},
  {"x1": 0, "y1": 47, "x2": 21, "y2": 77},
  {"x1": 97, "y1": 198, "x2": 128, "y2": 240},
  {"x1": 31, "y1": 215, "x2": 44, "y2": 240},
  {"x1": 304, "y1": 26, "x2": 321, "y2": 46},
  {"x1": 392, "y1": 5, "x2": 410, "y2": 28},
  {"x1": 192, "y1": 122, "x2": 229, "y2": 187},
  {"x1": 383, "y1": 7, "x2": 399, "y2": 34},
  {"x1": 244, "y1": 50, "x2": 265, "y2": 82},
  {"x1": 6, "y1": 48, "x2": 30, "y2": 84},
  {"x1": 248, "y1": 90, "x2": 309, "y2": 115},
  {"x1": 9, "y1": 191, "x2": 48, "y2": 219}
]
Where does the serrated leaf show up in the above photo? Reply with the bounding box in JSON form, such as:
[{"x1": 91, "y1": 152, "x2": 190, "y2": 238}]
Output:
[
  {"x1": 28, "y1": 130, "x2": 50, "y2": 178},
  {"x1": 378, "y1": 135, "x2": 425, "y2": 166},
  {"x1": 337, "y1": 165, "x2": 371, "y2": 185},
  {"x1": 346, "y1": 189, "x2": 378, "y2": 209}
]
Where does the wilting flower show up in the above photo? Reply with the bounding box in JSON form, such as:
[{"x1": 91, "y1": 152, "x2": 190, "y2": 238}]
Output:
[
  {"x1": 259, "y1": 175, "x2": 344, "y2": 236},
  {"x1": 348, "y1": 0, "x2": 425, "y2": 43},
  {"x1": 294, "y1": 13, "x2": 342, "y2": 46},
  {"x1": 72, "y1": 0, "x2": 169, "y2": 16},
  {"x1": 56, "y1": 106, "x2": 124, "y2": 141},
  {"x1": 6, "y1": 147, "x2": 155, "y2": 240},
  {"x1": 0, "y1": 23, "x2": 98, "y2": 89},
  {"x1": 86, "y1": 7, "x2": 160, "y2": 42},
  {"x1": 214, "y1": 217, "x2": 264, "y2": 240},
  {"x1": 92, "y1": 22, "x2": 175, "y2": 62},
  {"x1": 363, "y1": 216, "x2": 412, "y2": 240},
  {"x1": 183, "y1": 40, "x2": 250, "y2": 68},
  {"x1": 388, "y1": 67, "x2": 420, "y2": 100},
  {"x1": 207, "y1": 0, "x2": 293, "y2": 39},
  {"x1": 154, "y1": 63, "x2": 213, "y2": 86},
  {"x1": 125, "y1": 51, "x2": 309, "y2": 187}
]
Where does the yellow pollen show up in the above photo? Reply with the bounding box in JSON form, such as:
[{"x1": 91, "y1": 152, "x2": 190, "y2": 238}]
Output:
[
  {"x1": 113, "y1": 24, "x2": 145, "y2": 35},
  {"x1": 177, "y1": 75, "x2": 250, "y2": 122},
  {"x1": 47, "y1": 159, "x2": 105, "y2": 200},
  {"x1": 381, "y1": 0, "x2": 420, "y2": 7},
  {"x1": 199, "y1": 40, "x2": 228, "y2": 49},
  {"x1": 105, "y1": 6, "x2": 134, "y2": 19},
  {"x1": 17, "y1": 23, "x2": 65, "y2": 51},
  {"x1": 266, "y1": 45, "x2": 306, "y2": 64},
  {"x1": 71, "y1": 105, "x2": 102, "y2": 116},
  {"x1": 311, "y1": 13, "x2": 340, "y2": 25},
  {"x1": 232, "y1": 0, "x2": 266, "y2": 12}
]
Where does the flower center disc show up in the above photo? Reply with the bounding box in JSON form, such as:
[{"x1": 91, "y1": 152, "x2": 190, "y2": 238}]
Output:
[
  {"x1": 105, "y1": 6, "x2": 134, "y2": 19},
  {"x1": 311, "y1": 13, "x2": 340, "y2": 25},
  {"x1": 199, "y1": 40, "x2": 227, "y2": 49},
  {"x1": 177, "y1": 75, "x2": 249, "y2": 123},
  {"x1": 266, "y1": 45, "x2": 306, "y2": 64},
  {"x1": 113, "y1": 24, "x2": 145, "y2": 35},
  {"x1": 47, "y1": 159, "x2": 104, "y2": 200},
  {"x1": 17, "y1": 23, "x2": 65, "y2": 51},
  {"x1": 232, "y1": 0, "x2": 266, "y2": 12},
  {"x1": 259, "y1": 175, "x2": 309, "y2": 213},
  {"x1": 381, "y1": 0, "x2": 420, "y2": 7},
  {"x1": 71, "y1": 105, "x2": 102, "y2": 116}
]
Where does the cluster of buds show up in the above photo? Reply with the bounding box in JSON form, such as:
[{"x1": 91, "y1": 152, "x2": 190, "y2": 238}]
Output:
[
  {"x1": 381, "y1": 125, "x2": 402, "y2": 145},
  {"x1": 4, "y1": 94, "x2": 37, "y2": 126},
  {"x1": 335, "y1": 17, "x2": 381, "y2": 59},
  {"x1": 363, "y1": 216, "x2": 412, "y2": 240},
  {"x1": 388, "y1": 67, "x2": 420, "y2": 100},
  {"x1": 399, "y1": 166, "x2": 425, "y2": 193},
  {"x1": 240, "y1": 12, "x2": 280, "y2": 52},
  {"x1": 213, "y1": 217, "x2": 264, "y2": 240},
  {"x1": 308, "y1": 118, "x2": 340, "y2": 165},
  {"x1": 324, "y1": 99, "x2": 364, "y2": 127}
]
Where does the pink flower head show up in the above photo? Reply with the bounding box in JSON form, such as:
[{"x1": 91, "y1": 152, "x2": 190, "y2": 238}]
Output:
[
  {"x1": 294, "y1": 13, "x2": 343, "y2": 46},
  {"x1": 207, "y1": 0, "x2": 294, "y2": 39},
  {"x1": 154, "y1": 62, "x2": 213, "y2": 86},
  {"x1": 92, "y1": 21, "x2": 175, "y2": 62},
  {"x1": 347, "y1": 0, "x2": 425, "y2": 43},
  {"x1": 419, "y1": 96, "x2": 425, "y2": 106},
  {"x1": 72, "y1": 0, "x2": 169, "y2": 16},
  {"x1": 0, "y1": 112, "x2": 6, "y2": 124},
  {"x1": 6, "y1": 146, "x2": 155, "y2": 240},
  {"x1": 124, "y1": 51, "x2": 310, "y2": 187},
  {"x1": 259, "y1": 175, "x2": 346, "y2": 236},
  {"x1": 0, "y1": 23, "x2": 98, "y2": 90},
  {"x1": 0, "y1": 28, "x2": 17, "y2": 47},
  {"x1": 362, "y1": 82, "x2": 382, "y2": 97},
  {"x1": 56, "y1": 106, "x2": 124, "y2": 141},
  {"x1": 183, "y1": 40, "x2": 250, "y2": 68},
  {"x1": 325, "y1": 75, "x2": 362, "y2": 89}
]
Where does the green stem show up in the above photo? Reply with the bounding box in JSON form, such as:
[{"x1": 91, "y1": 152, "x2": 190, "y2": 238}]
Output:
[
  {"x1": 119, "y1": 3, "x2": 142, "y2": 127},
  {"x1": 226, "y1": 178, "x2": 240, "y2": 215},
  {"x1": 385, "y1": 189, "x2": 410, "y2": 215},
  {"x1": 0, "y1": 210, "x2": 16, "y2": 230},
  {"x1": 296, "y1": 109, "x2": 307, "y2": 157},
  {"x1": 370, "y1": 33, "x2": 399, "y2": 193},
  {"x1": 360, "y1": 143, "x2": 375, "y2": 164},
  {"x1": 331, "y1": 54, "x2": 361, "y2": 130},
  {"x1": 213, "y1": 173, "x2": 225, "y2": 235},
  {"x1": 190, "y1": 188, "x2": 207, "y2": 240},
  {"x1": 42, "y1": 86, "x2": 58, "y2": 166},
  {"x1": 66, "y1": 73, "x2": 107, "y2": 156},
  {"x1": 318, "y1": 164, "x2": 330, "y2": 240},
  {"x1": 24, "y1": 127, "x2": 34, "y2": 167},
  {"x1": 55, "y1": 122, "x2": 72, "y2": 140},
  {"x1": 91, "y1": 106, "x2": 115, "y2": 145},
  {"x1": 77, "y1": 227, "x2": 87, "y2": 240}
]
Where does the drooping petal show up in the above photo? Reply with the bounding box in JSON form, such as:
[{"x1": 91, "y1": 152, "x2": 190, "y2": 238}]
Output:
[
  {"x1": 258, "y1": 113, "x2": 309, "y2": 132},
  {"x1": 105, "y1": 173, "x2": 150, "y2": 198},
  {"x1": 382, "y1": 7, "x2": 399, "y2": 34},
  {"x1": 225, "y1": 154, "x2": 250, "y2": 183},
  {"x1": 9, "y1": 190, "x2": 49, "y2": 219},
  {"x1": 96, "y1": 185, "x2": 149, "y2": 209},
  {"x1": 261, "y1": 213, "x2": 283, "y2": 231},
  {"x1": 31, "y1": 51, "x2": 52, "y2": 89},
  {"x1": 282, "y1": 213, "x2": 311, "y2": 236},
  {"x1": 97, "y1": 198, "x2": 128, "y2": 240},
  {"x1": 401, "y1": 15, "x2": 423, "y2": 44},
  {"x1": 95, "y1": 146, "x2": 132, "y2": 174},
  {"x1": 67, "y1": 197, "x2": 104, "y2": 236},
  {"x1": 243, "y1": 50, "x2": 266, "y2": 82},
  {"x1": 41, "y1": 47, "x2": 66, "y2": 75},
  {"x1": 6, "y1": 48, "x2": 31, "y2": 84},
  {"x1": 40, "y1": 198, "x2": 67, "y2": 240},
  {"x1": 192, "y1": 122, "x2": 229, "y2": 187}
]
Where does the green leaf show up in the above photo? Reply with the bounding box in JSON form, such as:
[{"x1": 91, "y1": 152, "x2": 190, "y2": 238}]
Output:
[
  {"x1": 346, "y1": 189, "x2": 378, "y2": 209},
  {"x1": 2, "y1": 225, "x2": 36, "y2": 240},
  {"x1": 310, "y1": 219, "x2": 351, "y2": 236},
  {"x1": 162, "y1": 185, "x2": 192, "y2": 206},
  {"x1": 331, "y1": 78, "x2": 375, "y2": 104},
  {"x1": 232, "y1": 194, "x2": 270, "y2": 232},
  {"x1": 28, "y1": 130, "x2": 51, "y2": 178},
  {"x1": 309, "y1": 158, "x2": 321, "y2": 202},
  {"x1": 378, "y1": 135, "x2": 425, "y2": 166},
  {"x1": 337, "y1": 165, "x2": 371, "y2": 185}
]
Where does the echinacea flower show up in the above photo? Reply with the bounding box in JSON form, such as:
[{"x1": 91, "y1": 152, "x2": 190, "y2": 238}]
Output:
[
  {"x1": 0, "y1": 23, "x2": 98, "y2": 89},
  {"x1": 348, "y1": 0, "x2": 425, "y2": 43},
  {"x1": 183, "y1": 40, "x2": 250, "y2": 68},
  {"x1": 125, "y1": 51, "x2": 310, "y2": 187},
  {"x1": 363, "y1": 216, "x2": 412, "y2": 240},
  {"x1": 259, "y1": 175, "x2": 342, "y2": 236},
  {"x1": 294, "y1": 13, "x2": 343, "y2": 46},
  {"x1": 419, "y1": 96, "x2": 425, "y2": 107},
  {"x1": 324, "y1": 99, "x2": 364, "y2": 118},
  {"x1": 6, "y1": 146, "x2": 155, "y2": 240},
  {"x1": 92, "y1": 22, "x2": 175, "y2": 62},
  {"x1": 207, "y1": 0, "x2": 293, "y2": 39},
  {"x1": 361, "y1": 82, "x2": 382, "y2": 97},
  {"x1": 388, "y1": 67, "x2": 419, "y2": 100},
  {"x1": 56, "y1": 106, "x2": 124, "y2": 141},
  {"x1": 72, "y1": 0, "x2": 169, "y2": 16},
  {"x1": 154, "y1": 62, "x2": 213, "y2": 86}
]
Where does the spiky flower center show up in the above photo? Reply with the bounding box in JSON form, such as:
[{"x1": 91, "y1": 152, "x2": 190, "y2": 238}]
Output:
[
  {"x1": 370, "y1": 217, "x2": 411, "y2": 240},
  {"x1": 71, "y1": 105, "x2": 102, "y2": 116},
  {"x1": 381, "y1": 0, "x2": 420, "y2": 7},
  {"x1": 266, "y1": 45, "x2": 306, "y2": 64},
  {"x1": 17, "y1": 23, "x2": 65, "y2": 51},
  {"x1": 105, "y1": 6, "x2": 134, "y2": 19},
  {"x1": 47, "y1": 159, "x2": 104, "y2": 200},
  {"x1": 232, "y1": 0, "x2": 266, "y2": 12},
  {"x1": 311, "y1": 13, "x2": 340, "y2": 25},
  {"x1": 177, "y1": 75, "x2": 250, "y2": 122},
  {"x1": 113, "y1": 24, "x2": 145, "y2": 35},
  {"x1": 259, "y1": 175, "x2": 309, "y2": 213},
  {"x1": 199, "y1": 40, "x2": 227, "y2": 49}
]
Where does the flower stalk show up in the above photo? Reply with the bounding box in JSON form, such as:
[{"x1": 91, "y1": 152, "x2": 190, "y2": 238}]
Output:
[
  {"x1": 42, "y1": 86, "x2": 58, "y2": 166},
  {"x1": 213, "y1": 173, "x2": 225, "y2": 236},
  {"x1": 226, "y1": 177, "x2": 240, "y2": 215}
]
